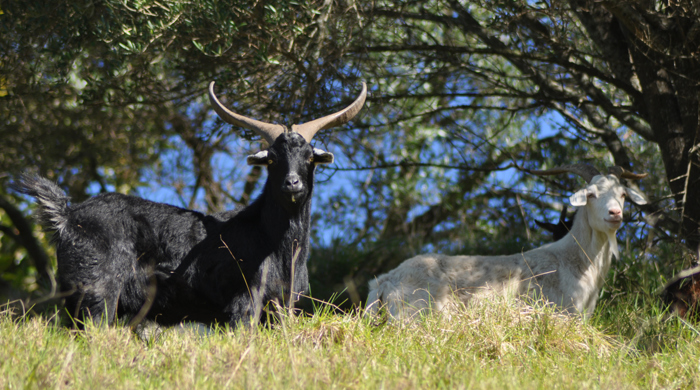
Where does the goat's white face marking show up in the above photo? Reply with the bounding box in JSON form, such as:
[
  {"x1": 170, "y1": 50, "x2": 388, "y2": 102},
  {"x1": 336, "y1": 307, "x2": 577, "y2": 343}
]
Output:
[{"x1": 570, "y1": 174, "x2": 648, "y2": 234}]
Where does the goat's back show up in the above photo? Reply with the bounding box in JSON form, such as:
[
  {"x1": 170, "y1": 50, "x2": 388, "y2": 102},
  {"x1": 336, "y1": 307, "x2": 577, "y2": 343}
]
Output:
[
  {"x1": 15, "y1": 177, "x2": 220, "y2": 323},
  {"x1": 55, "y1": 192, "x2": 211, "y2": 263},
  {"x1": 366, "y1": 253, "x2": 532, "y2": 319}
]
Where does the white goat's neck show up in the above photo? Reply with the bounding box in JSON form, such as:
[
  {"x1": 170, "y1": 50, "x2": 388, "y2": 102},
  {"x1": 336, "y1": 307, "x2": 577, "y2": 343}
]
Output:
[{"x1": 565, "y1": 205, "x2": 619, "y2": 291}]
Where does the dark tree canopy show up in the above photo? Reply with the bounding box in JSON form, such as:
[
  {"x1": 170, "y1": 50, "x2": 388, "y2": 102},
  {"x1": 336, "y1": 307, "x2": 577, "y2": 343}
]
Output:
[{"x1": 1, "y1": 0, "x2": 698, "y2": 306}]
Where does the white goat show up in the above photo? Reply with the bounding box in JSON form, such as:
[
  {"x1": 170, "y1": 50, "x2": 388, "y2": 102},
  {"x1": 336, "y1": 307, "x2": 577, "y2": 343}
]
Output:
[{"x1": 366, "y1": 164, "x2": 648, "y2": 320}]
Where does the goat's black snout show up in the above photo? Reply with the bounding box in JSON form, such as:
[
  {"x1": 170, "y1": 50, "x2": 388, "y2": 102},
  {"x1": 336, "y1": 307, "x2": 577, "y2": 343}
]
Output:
[{"x1": 283, "y1": 173, "x2": 303, "y2": 193}]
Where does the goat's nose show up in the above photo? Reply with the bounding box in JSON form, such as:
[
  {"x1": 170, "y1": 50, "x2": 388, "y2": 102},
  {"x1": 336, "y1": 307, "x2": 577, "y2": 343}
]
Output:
[
  {"x1": 283, "y1": 174, "x2": 303, "y2": 192},
  {"x1": 609, "y1": 208, "x2": 621, "y2": 217}
]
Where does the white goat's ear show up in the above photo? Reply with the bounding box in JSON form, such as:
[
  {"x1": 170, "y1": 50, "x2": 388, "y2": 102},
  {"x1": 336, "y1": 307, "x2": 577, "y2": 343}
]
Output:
[
  {"x1": 246, "y1": 150, "x2": 270, "y2": 166},
  {"x1": 625, "y1": 187, "x2": 648, "y2": 205},
  {"x1": 570, "y1": 188, "x2": 589, "y2": 206},
  {"x1": 313, "y1": 148, "x2": 334, "y2": 165}
]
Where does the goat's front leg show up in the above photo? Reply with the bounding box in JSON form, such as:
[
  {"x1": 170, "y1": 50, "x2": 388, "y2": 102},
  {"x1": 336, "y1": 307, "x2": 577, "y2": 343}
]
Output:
[{"x1": 225, "y1": 292, "x2": 263, "y2": 328}]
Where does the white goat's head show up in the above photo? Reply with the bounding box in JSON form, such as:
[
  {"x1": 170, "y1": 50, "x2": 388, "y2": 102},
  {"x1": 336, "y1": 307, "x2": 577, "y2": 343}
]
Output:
[{"x1": 533, "y1": 164, "x2": 648, "y2": 234}]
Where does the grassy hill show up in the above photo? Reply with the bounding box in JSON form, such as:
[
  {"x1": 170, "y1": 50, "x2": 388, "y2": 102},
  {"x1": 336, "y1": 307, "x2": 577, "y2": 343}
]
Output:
[{"x1": 1, "y1": 289, "x2": 698, "y2": 389}]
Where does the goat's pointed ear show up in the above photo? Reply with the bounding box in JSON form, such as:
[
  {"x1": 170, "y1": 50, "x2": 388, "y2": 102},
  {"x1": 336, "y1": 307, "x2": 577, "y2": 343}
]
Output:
[
  {"x1": 569, "y1": 188, "x2": 588, "y2": 206},
  {"x1": 313, "y1": 148, "x2": 334, "y2": 165},
  {"x1": 625, "y1": 187, "x2": 648, "y2": 205},
  {"x1": 247, "y1": 150, "x2": 270, "y2": 166}
]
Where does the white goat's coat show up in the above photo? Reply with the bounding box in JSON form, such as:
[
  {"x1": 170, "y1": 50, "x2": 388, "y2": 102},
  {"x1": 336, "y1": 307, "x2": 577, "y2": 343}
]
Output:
[{"x1": 366, "y1": 174, "x2": 647, "y2": 320}]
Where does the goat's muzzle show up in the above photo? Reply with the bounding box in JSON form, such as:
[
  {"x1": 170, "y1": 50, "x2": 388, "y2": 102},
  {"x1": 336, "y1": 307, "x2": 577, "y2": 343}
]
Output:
[{"x1": 282, "y1": 173, "x2": 303, "y2": 202}]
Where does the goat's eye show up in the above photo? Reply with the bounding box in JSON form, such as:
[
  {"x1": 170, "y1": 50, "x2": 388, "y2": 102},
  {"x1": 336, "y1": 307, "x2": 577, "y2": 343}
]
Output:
[
  {"x1": 308, "y1": 157, "x2": 314, "y2": 164},
  {"x1": 621, "y1": 193, "x2": 626, "y2": 198},
  {"x1": 267, "y1": 159, "x2": 274, "y2": 165},
  {"x1": 587, "y1": 193, "x2": 596, "y2": 199}
]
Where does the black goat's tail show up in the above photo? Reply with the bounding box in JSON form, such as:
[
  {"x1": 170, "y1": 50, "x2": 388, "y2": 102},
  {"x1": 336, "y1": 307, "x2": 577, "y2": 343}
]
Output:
[{"x1": 12, "y1": 174, "x2": 71, "y2": 235}]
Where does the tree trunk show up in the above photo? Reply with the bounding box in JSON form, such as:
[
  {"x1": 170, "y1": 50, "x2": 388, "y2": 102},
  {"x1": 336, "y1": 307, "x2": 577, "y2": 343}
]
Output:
[{"x1": 0, "y1": 194, "x2": 53, "y2": 288}]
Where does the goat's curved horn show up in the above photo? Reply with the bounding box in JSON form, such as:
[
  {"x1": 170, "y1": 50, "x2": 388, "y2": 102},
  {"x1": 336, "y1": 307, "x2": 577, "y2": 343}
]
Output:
[
  {"x1": 291, "y1": 82, "x2": 367, "y2": 143},
  {"x1": 531, "y1": 163, "x2": 602, "y2": 183},
  {"x1": 607, "y1": 166, "x2": 648, "y2": 180},
  {"x1": 208, "y1": 82, "x2": 286, "y2": 145}
]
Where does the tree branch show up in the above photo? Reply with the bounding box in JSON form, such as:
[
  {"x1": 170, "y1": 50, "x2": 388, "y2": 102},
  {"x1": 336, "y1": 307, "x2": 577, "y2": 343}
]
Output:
[{"x1": 0, "y1": 194, "x2": 53, "y2": 287}]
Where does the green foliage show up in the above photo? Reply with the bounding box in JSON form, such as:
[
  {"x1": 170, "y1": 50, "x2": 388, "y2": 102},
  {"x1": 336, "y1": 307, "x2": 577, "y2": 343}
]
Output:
[{"x1": 2, "y1": 0, "x2": 698, "y2": 307}]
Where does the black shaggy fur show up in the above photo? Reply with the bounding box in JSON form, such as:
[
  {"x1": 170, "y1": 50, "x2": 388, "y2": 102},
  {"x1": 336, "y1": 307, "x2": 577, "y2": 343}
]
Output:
[
  {"x1": 661, "y1": 263, "x2": 700, "y2": 322},
  {"x1": 14, "y1": 132, "x2": 329, "y2": 327}
]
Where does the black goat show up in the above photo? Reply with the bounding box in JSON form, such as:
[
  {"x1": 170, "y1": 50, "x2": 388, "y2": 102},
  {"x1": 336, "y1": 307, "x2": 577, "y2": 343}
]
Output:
[
  {"x1": 661, "y1": 263, "x2": 700, "y2": 322},
  {"x1": 14, "y1": 81, "x2": 367, "y2": 328}
]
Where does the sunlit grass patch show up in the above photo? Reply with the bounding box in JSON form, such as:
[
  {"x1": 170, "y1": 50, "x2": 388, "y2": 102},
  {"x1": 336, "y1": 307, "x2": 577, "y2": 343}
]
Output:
[
  {"x1": 0, "y1": 295, "x2": 699, "y2": 389},
  {"x1": 369, "y1": 295, "x2": 618, "y2": 361}
]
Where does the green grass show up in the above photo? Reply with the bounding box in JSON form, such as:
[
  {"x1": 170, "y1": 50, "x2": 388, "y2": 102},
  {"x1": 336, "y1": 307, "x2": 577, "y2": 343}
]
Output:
[{"x1": 1, "y1": 292, "x2": 699, "y2": 390}]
